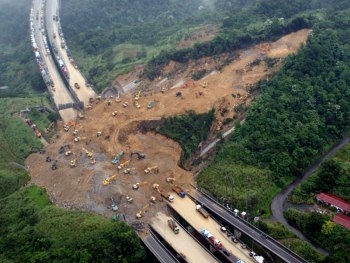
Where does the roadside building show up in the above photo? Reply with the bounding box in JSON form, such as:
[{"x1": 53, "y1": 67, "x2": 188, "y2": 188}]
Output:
[
  {"x1": 332, "y1": 213, "x2": 350, "y2": 229},
  {"x1": 316, "y1": 192, "x2": 350, "y2": 214}
]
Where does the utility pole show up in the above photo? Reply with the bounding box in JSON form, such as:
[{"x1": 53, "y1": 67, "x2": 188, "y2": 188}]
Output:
[{"x1": 246, "y1": 176, "x2": 251, "y2": 212}]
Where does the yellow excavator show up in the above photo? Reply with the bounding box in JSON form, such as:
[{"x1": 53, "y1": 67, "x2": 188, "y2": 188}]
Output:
[
  {"x1": 82, "y1": 147, "x2": 93, "y2": 158},
  {"x1": 117, "y1": 160, "x2": 130, "y2": 170},
  {"x1": 103, "y1": 174, "x2": 118, "y2": 186},
  {"x1": 134, "y1": 90, "x2": 141, "y2": 101},
  {"x1": 136, "y1": 203, "x2": 150, "y2": 219}
]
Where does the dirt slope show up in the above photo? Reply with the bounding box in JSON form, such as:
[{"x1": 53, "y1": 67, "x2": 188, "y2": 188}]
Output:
[{"x1": 26, "y1": 29, "x2": 310, "y2": 229}]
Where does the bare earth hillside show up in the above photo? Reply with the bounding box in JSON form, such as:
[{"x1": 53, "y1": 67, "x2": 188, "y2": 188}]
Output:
[{"x1": 26, "y1": 29, "x2": 310, "y2": 229}]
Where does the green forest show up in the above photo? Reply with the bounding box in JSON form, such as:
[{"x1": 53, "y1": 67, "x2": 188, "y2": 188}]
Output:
[{"x1": 1, "y1": 0, "x2": 350, "y2": 262}]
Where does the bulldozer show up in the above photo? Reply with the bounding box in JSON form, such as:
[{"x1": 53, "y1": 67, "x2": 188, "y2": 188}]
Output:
[
  {"x1": 74, "y1": 136, "x2": 86, "y2": 142},
  {"x1": 136, "y1": 203, "x2": 150, "y2": 219},
  {"x1": 117, "y1": 160, "x2": 130, "y2": 170},
  {"x1": 166, "y1": 177, "x2": 176, "y2": 183},
  {"x1": 132, "y1": 181, "x2": 148, "y2": 190},
  {"x1": 70, "y1": 159, "x2": 77, "y2": 167},
  {"x1": 144, "y1": 166, "x2": 159, "y2": 174},
  {"x1": 103, "y1": 174, "x2": 118, "y2": 186},
  {"x1": 130, "y1": 151, "x2": 145, "y2": 160}
]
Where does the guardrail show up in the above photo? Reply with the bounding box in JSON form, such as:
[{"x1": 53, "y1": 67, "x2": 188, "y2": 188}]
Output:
[{"x1": 195, "y1": 188, "x2": 308, "y2": 263}]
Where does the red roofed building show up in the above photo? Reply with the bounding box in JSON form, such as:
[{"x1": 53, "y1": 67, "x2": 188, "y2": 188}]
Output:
[
  {"x1": 316, "y1": 192, "x2": 350, "y2": 214},
  {"x1": 332, "y1": 214, "x2": 350, "y2": 229}
]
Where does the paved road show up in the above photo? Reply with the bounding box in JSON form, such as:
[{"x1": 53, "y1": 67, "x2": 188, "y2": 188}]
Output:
[
  {"x1": 32, "y1": 0, "x2": 75, "y2": 121},
  {"x1": 141, "y1": 232, "x2": 180, "y2": 263},
  {"x1": 194, "y1": 190, "x2": 308, "y2": 263},
  {"x1": 151, "y1": 212, "x2": 219, "y2": 263},
  {"x1": 169, "y1": 195, "x2": 253, "y2": 263},
  {"x1": 270, "y1": 137, "x2": 350, "y2": 256},
  {"x1": 46, "y1": 0, "x2": 96, "y2": 105}
]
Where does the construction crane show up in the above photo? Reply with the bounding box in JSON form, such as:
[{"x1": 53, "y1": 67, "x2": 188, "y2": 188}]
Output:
[
  {"x1": 144, "y1": 166, "x2": 159, "y2": 174},
  {"x1": 117, "y1": 160, "x2": 130, "y2": 170},
  {"x1": 103, "y1": 174, "x2": 118, "y2": 186},
  {"x1": 136, "y1": 203, "x2": 150, "y2": 219}
]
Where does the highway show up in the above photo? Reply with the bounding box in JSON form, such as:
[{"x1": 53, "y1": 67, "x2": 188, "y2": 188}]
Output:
[
  {"x1": 31, "y1": 0, "x2": 76, "y2": 121},
  {"x1": 151, "y1": 212, "x2": 219, "y2": 263},
  {"x1": 194, "y1": 190, "x2": 308, "y2": 263},
  {"x1": 169, "y1": 195, "x2": 254, "y2": 263},
  {"x1": 142, "y1": 231, "x2": 181, "y2": 263},
  {"x1": 45, "y1": 0, "x2": 96, "y2": 105}
]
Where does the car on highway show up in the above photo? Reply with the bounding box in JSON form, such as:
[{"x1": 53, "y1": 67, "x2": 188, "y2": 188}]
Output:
[
  {"x1": 74, "y1": 82, "x2": 80, "y2": 89},
  {"x1": 231, "y1": 235, "x2": 238, "y2": 243}
]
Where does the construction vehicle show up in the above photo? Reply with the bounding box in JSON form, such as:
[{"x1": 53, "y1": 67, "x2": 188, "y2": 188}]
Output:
[
  {"x1": 130, "y1": 151, "x2": 145, "y2": 160},
  {"x1": 78, "y1": 112, "x2": 84, "y2": 119},
  {"x1": 147, "y1": 100, "x2": 155, "y2": 109},
  {"x1": 115, "y1": 92, "x2": 121, "y2": 103},
  {"x1": 134, "y1": 90, "x2": 141, "y2": 101},
  {"x1": 166, "y1": 177, "x2": 176, "y2": 183},
  {"x1": 200, "y1": 229, "x2": 223, "y2": 249},
  {"x1": 30, "y1": 146, "x2": 45, "y2": 154},
  {"x1": 144, "y1": 166, "x2": 159, "y2": 174},
  {"x1": 70, "y1": 159, "x2": 77, "y2": 167},
  {"x1": 63, "y1": 121, "x2": 75, "y2": 132},
  {"x1": 153, "y1": 184, "x2": 174, "y2": 202},
  {"x1": 74, "y1": 83, "x2": 80, "y2": 89},
  {"x1": 126, "y1": 196, "x2": 133, "y2": 203},
  {"x1": 117, "y1": 160, "x2": 130, "y2": 170},
  {"x1": 196, "y1": 204, "x2": 209, "y2": 218},
  {"x1": 201, "y1": 81, "x2": 208, "y2": 88},
  {"x1": 136, "y1": 203, "x2": 149, "y2": 219},
  {"x1": 112, "y1": 111, "x2": 118, "y2": 117},
  {"x1": 44, "y1": 122, "x2": 55, "y2": 133},
  {"x1": 111, "y1": 197, "x2": 118, "y2": 211},
  {"x1": 134, "y1": 101, "x2": 141, "y2": 109},
  {"x1": 132, "y1": 181, "x2": 148, "y2": 190},
  {"x1": 175, "y1": 91, "x2": 182, "y2": 97},
  {"x1": 172, "y1": 186, "x2": 186, "y2": 198},
  {"x1": 168, "y1": 219, "x2": 180, "y2": 234},
  {"x1": 51, "y1": 160, "x2": 58, "y2": 170},
  {"x1": 58, "y1": 144, "x2": 70, "y2": 154},
  {"x1": 46, "y1": 156, "x2": 52, "y2": 162},
  {"x1": 122, "y1": 102, "x2": 129, "y2": 108},
  {"x1": 112, "y1": 151, "x2": 124, "y2": 164},
  {"x1": 103, "y1": 174, "x2": 118, "y2": 186},
  {"x1": 82, "y1": 147, "x2": 93, "y2": 158},
  {"x1": 123, "y1": 168, "x2": 132, "y2": 174},
  {"x1": 64, "y1": 150, "x2": 72, "y2": 156},
  {"x1": 74, "y1": 136, "x2": 86, "y2": 142},
  {"x1": 96, "y1": 131, "x2": 103, "y2": 137}
]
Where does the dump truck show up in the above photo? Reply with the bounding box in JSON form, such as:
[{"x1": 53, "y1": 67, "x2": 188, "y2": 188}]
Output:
[
  {"x1": 196, "y1": 204, "x2": 209, "y2": 218},
  {"x1": 172, "y1": 186, "x2": 186, "y2": 198},
  {"x1": 168, "y1": 219, "x2": 180, "y2": 234},
  {"x1": 200, "y1": 229, "x2": 223, "y2": 249}
]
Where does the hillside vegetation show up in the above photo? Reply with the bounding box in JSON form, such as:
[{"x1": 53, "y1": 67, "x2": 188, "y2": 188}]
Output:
[{"x1": 1, "y1": 0, "x2": 350, "y2": 262}]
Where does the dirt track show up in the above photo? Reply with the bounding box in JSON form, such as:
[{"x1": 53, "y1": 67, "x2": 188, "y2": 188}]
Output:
[{"x1": 26, "y1": 29, "x2": 310, "y2": 228}]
